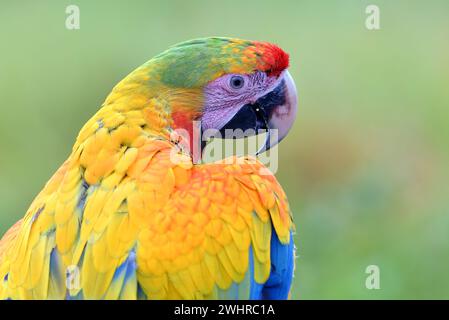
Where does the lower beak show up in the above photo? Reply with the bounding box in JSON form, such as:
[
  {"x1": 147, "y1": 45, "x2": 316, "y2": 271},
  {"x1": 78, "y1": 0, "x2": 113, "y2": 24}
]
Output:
[{"x1": 257, "y1": 70, "x2": 298, "y2": 153}]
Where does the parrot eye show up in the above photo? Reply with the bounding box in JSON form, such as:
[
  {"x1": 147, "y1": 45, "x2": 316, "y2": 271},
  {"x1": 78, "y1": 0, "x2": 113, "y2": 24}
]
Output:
[{"x1": 229, "y1": 75, "x2": 245, "y2": 89}]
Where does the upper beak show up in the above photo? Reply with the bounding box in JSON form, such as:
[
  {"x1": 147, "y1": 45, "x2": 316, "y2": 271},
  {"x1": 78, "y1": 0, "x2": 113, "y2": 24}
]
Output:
[{"x1": 257, "y1": 70, "x2": 298, "y2": 153}]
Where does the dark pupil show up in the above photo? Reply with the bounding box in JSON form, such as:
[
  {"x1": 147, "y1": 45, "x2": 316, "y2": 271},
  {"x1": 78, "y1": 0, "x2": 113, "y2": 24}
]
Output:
[{"x1": 231, "y1": 77, "x2": 243, "y2": 88}]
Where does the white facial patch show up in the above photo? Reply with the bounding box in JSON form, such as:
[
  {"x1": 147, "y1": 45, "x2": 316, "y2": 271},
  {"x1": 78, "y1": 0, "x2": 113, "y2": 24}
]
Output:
[{"x1": 201, "y1": 71, "x2": 284, "y2": 131}]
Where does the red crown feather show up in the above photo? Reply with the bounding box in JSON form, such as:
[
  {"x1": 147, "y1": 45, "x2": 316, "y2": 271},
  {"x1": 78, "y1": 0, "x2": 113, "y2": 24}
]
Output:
[{"x1": 254, "y1": 42, "x2": 290, "y2": 77}]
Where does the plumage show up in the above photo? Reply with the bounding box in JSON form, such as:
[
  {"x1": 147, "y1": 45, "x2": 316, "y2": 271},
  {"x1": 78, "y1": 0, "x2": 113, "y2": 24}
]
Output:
[{"x1": 0, "y1": 37, "x2": 297, "y2": 300}]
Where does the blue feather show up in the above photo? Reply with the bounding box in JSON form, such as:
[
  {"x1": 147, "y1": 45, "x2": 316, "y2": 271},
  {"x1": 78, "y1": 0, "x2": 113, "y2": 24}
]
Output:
[
  {"x1": 248, "y1": 228, "x2": 294, "y2": 299},
  {"x1": 261, "y1": 230, "x2": 294, "y2": 299}
]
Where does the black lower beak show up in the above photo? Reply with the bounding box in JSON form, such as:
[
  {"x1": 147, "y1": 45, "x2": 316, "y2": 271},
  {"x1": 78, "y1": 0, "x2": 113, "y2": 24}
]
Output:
[
  {"x1": 253, "y1": 104, "x2": 269, "y2": 132},
  {"x1": 218, "y1": 104, "x2": 265, "y2": 139}
]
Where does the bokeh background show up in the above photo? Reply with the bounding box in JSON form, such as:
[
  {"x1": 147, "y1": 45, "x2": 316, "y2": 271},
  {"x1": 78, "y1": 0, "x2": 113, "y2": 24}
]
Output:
[{"x1": 1, "y1": 0, "x2": 448, "y2": 299}]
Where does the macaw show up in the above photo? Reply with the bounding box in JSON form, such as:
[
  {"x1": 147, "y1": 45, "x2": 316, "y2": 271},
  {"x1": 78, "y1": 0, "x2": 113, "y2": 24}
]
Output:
[{"x1": 0, "y1": 37, "x2": 298, "y2": 300}]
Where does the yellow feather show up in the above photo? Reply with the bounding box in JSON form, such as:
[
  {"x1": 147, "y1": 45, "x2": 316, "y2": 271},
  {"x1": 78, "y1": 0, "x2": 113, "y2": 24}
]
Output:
[{"x1": 119, "y1": 272, "x2": 137, "y2": 300}]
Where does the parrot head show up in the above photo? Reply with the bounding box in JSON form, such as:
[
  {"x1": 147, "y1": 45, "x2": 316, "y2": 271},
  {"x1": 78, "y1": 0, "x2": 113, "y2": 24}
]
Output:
[{"x1": 105, "y1": 37, "x2": 298, "y2": 154}]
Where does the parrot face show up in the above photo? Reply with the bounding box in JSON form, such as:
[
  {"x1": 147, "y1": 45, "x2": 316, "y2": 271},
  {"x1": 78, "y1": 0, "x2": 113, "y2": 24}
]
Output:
[
  {"x1": 202, "y1": 69, "x2": 297, "y2": 152},
  {"x1": 134, "y1": 37, "x2": 298, "y2": 153}
]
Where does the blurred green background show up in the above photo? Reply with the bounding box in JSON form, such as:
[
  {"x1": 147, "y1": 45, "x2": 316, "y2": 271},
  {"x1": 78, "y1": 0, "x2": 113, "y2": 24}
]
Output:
[{"x1": 1, "y1": 0, "x2": 449, "y2": 299}]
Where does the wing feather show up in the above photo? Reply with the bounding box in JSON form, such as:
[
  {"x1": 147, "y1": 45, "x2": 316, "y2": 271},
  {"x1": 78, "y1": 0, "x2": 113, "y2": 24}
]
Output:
[{"x1": 0, "y1": 135, "x2": 294, "y2": 299}]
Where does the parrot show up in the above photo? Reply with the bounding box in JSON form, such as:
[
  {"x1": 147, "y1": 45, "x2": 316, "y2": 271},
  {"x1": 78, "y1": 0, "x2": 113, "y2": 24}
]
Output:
[{"x1": 0, "y1": 37, "x2": 298, "y2": 300}]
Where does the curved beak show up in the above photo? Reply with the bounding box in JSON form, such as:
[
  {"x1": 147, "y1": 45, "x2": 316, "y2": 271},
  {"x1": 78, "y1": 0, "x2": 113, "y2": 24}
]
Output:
[{"x1": 256, "y1": 70, "x2": 298, "y2": 153}]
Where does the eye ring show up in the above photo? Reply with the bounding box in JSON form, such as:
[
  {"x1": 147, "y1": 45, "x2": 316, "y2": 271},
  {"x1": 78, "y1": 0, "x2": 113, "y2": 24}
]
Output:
[{"x1": 229, "y1": 75, "x2": 245, "y2": 89}]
